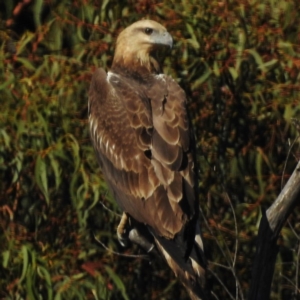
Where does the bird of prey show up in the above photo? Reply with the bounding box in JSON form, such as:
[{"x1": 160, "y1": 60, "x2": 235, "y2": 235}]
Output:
[{"x1": 88, "y1": 20, "x2": 207, "y2": 300}]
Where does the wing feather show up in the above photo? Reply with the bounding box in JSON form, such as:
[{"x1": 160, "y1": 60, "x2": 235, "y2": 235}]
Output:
[
  {"x1": 152, "y1": 130, "x2": 183, "y2": 169},
  {"x1": 89, "y1": 68, "x2": 196, "y2": 237}
]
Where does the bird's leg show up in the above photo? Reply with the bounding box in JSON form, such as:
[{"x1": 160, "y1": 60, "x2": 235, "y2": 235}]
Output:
[{"x1": 117, "y1": 212, "x2": 130, "y2": 247}]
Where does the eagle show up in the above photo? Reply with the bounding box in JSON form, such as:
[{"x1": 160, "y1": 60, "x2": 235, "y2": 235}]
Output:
[{"x1": 88, "y1": 20, "x2": 207, "y2": 300}]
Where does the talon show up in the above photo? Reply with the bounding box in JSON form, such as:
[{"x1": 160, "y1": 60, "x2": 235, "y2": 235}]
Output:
[
  {"x1": 117, "y1": 231, "x2": 129, "y2": 247},
  {"x1": 117, "y1": 212, "x2": 129, "y2": 247}
]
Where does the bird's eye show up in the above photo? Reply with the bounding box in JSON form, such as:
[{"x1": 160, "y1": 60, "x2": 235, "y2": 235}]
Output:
[{"x1": 144, "y1": 27, "x2": 153, "y2": 35}]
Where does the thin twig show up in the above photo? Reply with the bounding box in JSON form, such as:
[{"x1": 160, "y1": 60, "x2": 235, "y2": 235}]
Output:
[
  {"x1": 208, "y1": 268, "x2": 235, "y2": 300},
  {"x1": 200, "y1": 206, "x2": 238, "y2": 299},
  {"x1": 210, "y1": 291, "x2": 220, "y2": 300},
  {"x1": 224, "y1": 193, "x2": 239, "y2": 269},
  {"x1": 200, "y1": 205, "x2": 232, "y2": 268},
  {"x1": 203, "y1": 193, "x2": 244, "y2": 300},
  {"x1": 281, "y1": 136, "x2": 298, "y2": 189},
  {"x1": 280, "y1": 273, "x2": 300, "y2": 294},
  {"x1": 209, "y1": 261, "x2": 232, "y2": 270},
  {"x1": 99, "y1": 199, "x2": 122, "y2": 217},
  {"x1": 224, "y1": 192, "x2": 244, "y2": 300},
  {"x1": 288, "y1": 220, "x2": 300, "y2": 240}
]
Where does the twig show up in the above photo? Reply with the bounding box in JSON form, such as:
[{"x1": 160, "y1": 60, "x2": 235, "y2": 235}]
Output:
[
  {"x1": 224, "y1": 193, "x2": 238, "y2": 269},
  {"x1": 280, "y1": 273, "x2": 300, "y2": 294},
  {"x1": 209, "y1": 261, "x2": 232, "y2": 270},
  {"x1": 200, "y1": 205, "x2": 233, "y2": 269},
  {"x1": 200, "y1": 206, "x2": 238, "y2": 300},
  {"x1": 288, "y1": 220, "x2": 300, "y2": 240},
  {"x1": 210, "y1": 291, "x2": 220, "y2": 300},
  {"x1": 281, "y1": 136, "x2": 298, "y2": 189},
  {"x1": 99, "y1": 198, "x2": 122, "y2": 217},
  {"x1": 208, "y1": 268, "x2": 235, "y2": 300},
  {"x1": 224, "y1": 192, "x2": 244, "y2": 300}
]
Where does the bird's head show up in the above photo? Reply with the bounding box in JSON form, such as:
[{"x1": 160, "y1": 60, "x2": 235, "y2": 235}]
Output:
[{"x1": 112, "y1": 20, "x2": 173, "y2": 74}]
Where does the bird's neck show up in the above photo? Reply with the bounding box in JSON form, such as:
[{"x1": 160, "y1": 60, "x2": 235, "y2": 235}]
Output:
[{"x1": 112, "y1": 49, "x2": 162, "y2": 79}]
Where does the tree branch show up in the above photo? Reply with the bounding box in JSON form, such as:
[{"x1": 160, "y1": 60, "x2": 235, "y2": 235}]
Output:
[{"x1": 248, "y1": 160, "x2": 300, "y2": 300}]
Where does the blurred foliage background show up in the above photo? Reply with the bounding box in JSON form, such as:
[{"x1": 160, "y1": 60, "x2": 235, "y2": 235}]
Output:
[{"x1": 1, "y1": 0, "x2": 300, "y2": 299}]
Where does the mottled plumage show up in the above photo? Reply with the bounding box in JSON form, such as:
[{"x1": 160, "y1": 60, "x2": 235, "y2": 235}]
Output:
[{"x1": 88, "y1": 20, "x2": 207, "y2": 300}]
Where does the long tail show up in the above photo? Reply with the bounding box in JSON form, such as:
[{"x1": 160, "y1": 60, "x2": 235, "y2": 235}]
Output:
[{"x1": 154, "y1": 223, "x2": 208, "y2": 300}]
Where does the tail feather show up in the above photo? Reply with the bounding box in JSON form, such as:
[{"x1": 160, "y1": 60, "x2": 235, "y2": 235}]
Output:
[{"x1": 154, "y1": 224, "x2": 208, "y2": 300}]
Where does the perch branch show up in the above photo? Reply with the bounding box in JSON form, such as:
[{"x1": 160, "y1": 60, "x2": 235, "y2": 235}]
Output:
[{"x1": 248, "y1": 160, "x2": 300, "y2": 300}]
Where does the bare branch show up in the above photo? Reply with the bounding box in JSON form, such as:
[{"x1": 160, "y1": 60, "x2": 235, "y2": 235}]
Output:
[
  {"x1": 267, "y1": 160, "x2": 300, "y2": 235},
  {"x1": 248, "y1": 160, "x2": 300, "y2": 300}
]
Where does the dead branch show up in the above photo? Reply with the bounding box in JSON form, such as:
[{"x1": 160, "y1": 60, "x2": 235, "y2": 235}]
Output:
[{"x1": 248, "y1": 160, "x2": 300, "y2": 300}]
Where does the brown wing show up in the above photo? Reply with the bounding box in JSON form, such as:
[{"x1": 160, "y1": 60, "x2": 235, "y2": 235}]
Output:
[
  {"x1": 88, "y1": 69, "x2": 196, "y2": 239},
  {"x1": 147, "y1": 74, "x2": 196, "y2": 210}
]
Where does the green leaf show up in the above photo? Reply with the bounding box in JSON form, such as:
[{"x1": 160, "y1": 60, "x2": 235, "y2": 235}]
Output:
[
  {"x1": 105, "y1": 266, "x2": 129, "y2": 300},
  {"x1": 33, "y1": 0, "x2": 43, "y2": 28},
  {"x1": 12, "y1": 151, "x2": 23, "y2": 184},
  {"x1": 16, "y1": 57, "x2": 36, "y2": 71},
  {"x1": 19, "y1": 245, "x2": 29, "y2": 284},
  {"x1": 25, "y1": 264, "x2": 35, "y2": 299},
  {"x1": 228, "y1": 67, "x2": 238, "y2": 81},
  {"x1": 0, "y1": 73, "x2": 15, "y2": 90},
  {"x1": 191, "y1": 66, "x2": 212, "y2": 90},
  {"x1": 16, "y1": 31, "x2": 35, "y2": 55},
  {"x1": 66, "y1": 134, "x2": 80, "y2": 172},
  {"x1": 37, "y1": 266, "x2": 53, "y2": 300},
  {"x1": 2, "y1": 250, "x2": 10, "y2": 268},
  {"x1": 0, "y1": 129, "x2": 11, "y2": 148},
  {"x1": 35, "y1": 155, "x2": 50, "y2": 205},
  {"x1": 186, "y1": 23, "x2": 199, "y2": 49},
  {"x1": 48, "y1": 152, "x2": 62, "y2": 190},
  {"x1": 246, "y1": 49, "x2": 266, "y2": 73}
]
